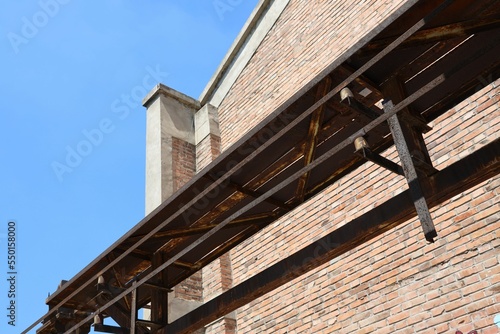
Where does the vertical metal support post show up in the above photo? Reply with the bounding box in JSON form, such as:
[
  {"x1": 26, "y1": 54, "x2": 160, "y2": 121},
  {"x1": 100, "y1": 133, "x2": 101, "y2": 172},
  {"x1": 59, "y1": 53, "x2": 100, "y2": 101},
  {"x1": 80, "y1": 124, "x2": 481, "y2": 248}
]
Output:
[
  {"x1": 383, "y1": 100, "x2": 437, "y2": 242},
  {"x1": 130, "y1": 282, "x2": 138, "y2": 334},
  {"x1": 381, "y1": 77, "x2": 436, "y2": 175},
  {"x1": 151, "y1": 251, "x2": 169, "y2": 332}
]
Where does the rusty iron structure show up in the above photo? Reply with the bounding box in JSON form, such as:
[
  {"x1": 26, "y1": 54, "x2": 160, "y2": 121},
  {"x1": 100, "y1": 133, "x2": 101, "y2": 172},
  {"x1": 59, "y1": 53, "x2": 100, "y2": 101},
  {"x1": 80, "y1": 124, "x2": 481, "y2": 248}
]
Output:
[{"x1": 25, "y1": 0, "x2": 499, "y2": 333}]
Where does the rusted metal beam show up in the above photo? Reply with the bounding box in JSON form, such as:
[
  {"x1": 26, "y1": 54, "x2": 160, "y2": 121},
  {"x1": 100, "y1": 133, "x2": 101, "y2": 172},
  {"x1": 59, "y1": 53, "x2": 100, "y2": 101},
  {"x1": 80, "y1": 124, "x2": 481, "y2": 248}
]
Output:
[
  {"x1": 107, "y1": 253, "x2": 131, "y2": 312},
  {"x1": 166, "y1": 224, "x2": 262, "y2": 289},
  {"x1": 136, "y1": 320, "x2": 163, "y2": 331},
  {"x1": 421, "y1": 61, "x2": 500, "y2": 120},
  {"x1": 94, "y1": 277, "x2": 138, "y2": 333},
  {"x1": 130, "y1": 283, "x2": 138, "y2": 334},
  {"x1": 150, "y1": 162, "x2": 291, "y2": 259},
  {"x1": 294, "y1": 77, "x2": 332, "y2": 203},
  {"x1": 243, "y1": 145, "x2": 304, "y2": 190},
  {"x1": 166, "y1": 138, "x2": 500, "y2": 334},
  {"x1": 159, "y1": 212, "x2": 283, "y2": 289},
  {"x1": 384, "y1": 100, "x2": 437, "y2": 242},
  {"x1": 338, "y1": 65, "x2": 381, "y2": 95},
  {"x1": 395, "y1": 38, "x2": 469, "y2": 86},
  {"x1": 113, "y1": 247, "x2": 198, "y2": 273},
  {"x1": 150, "y1": 252, "x2": 168, "y2": 328},
  {"x1": 381, "y1": 77, "x2": 435, "y2": 170},
  {"x1": 205, "y1": 172, "x2": 291, "y2": 210},
  {"x1": 171, "y1": 259, "x2": 198, "y2": 271},
  {"x1": 340, "y1": 92, "x2": 383, "y2": 121},
  {"x1": 36, "y1": 308, "x2": 92, "y2": 334},
  {"x1": 362, "y1": 17, "x2": 500, "y2": 55},
  {"x1": 336, "y1": 65, "x2": 383, "y2": 106},
  {"x1": 168, "y1": 78, "x2": 441, "y2": 290},
  {"x1": 156, "y1": 192, "x2": 254, "y2": 258},
  {"x1": 127, "y1": 212, "x2": 277, "y2": 243},
  {"x1": 306, "y1": 153, "x2": 367, "y2": 197},
  {"x1": 94, "y1": 324, "x2": 129, "y2": 334},
  {"x1": 94, "y1": 296, "x2": 135, "y2": 333},
  {"x1": 227, "y1": 179, "x2": 292, "y2": 210},
  {"x1": 143, "y1": 282, "x2": 173, "y2": 293},
  {"x1": 355, "y1": 145, "x2": 404, "y2": 176},
  {"x1": 114, "y1": 247, "x2": 151, "y2": 262},
  {"x1": 243, "y1": 111, "x2": 354, "y2": 193}
]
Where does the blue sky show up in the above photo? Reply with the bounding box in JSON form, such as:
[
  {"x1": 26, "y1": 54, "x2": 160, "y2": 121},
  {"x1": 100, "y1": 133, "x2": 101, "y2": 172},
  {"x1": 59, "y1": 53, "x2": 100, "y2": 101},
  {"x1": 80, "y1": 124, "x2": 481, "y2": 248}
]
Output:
[{"x1": 0, "y1": 1, "x2": 258, "y2": 332}]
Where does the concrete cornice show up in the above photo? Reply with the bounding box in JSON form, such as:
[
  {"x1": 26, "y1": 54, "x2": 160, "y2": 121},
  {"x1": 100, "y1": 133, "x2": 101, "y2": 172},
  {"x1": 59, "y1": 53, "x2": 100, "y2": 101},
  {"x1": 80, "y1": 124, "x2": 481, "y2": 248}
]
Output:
[
  {"x1": 199, "y1": 0, "x2": 290, "y2": 106},
  {"x1": 143, "y1": 83, "x2": 201, "y2": 110}
]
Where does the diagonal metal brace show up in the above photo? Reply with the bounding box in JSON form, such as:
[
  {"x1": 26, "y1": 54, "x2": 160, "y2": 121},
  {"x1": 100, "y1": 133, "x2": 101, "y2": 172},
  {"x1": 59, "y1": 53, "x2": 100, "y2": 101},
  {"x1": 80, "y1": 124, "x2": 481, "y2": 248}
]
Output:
[
  {"x1": 355, "y1": 145, "x2": 404, "y2": 176},
  {"x1": 383, "y1": 100, "x2": 437, "y2": 242}
]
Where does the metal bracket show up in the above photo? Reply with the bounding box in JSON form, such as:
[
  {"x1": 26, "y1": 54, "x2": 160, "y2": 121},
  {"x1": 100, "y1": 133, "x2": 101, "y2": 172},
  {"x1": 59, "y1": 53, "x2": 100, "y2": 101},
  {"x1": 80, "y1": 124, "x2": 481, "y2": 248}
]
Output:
[
  {"x1": 340, "y1": 88, "x2": 383, "y2": 120},
  {"x1": 354, "y1": 141, "x2": 404, "y2": 176},
  {"x1": 383, "y1": 100, "x2": 437, "y2": 243},
  {"x1": 354, "y1": 139, "x2": 438, "y2": 177}
]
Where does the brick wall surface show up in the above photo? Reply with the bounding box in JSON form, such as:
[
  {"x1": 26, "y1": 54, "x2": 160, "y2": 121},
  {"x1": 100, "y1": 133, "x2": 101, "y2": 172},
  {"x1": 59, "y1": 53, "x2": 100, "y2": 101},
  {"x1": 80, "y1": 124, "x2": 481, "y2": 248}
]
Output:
[
  {"x1": 171, "y1": 136, "x2": 204, "y2": 302},
  {"x1": 172, "y1": 137, "x2": 197, "y2": 193},
  {"x1": 197, "y1": 134, "x2": 222, "y2": 173},
  {"x1": 206, "y1": 0, "x2": 500, "y2": 333},
  {"x1": 229, "y1": 80, "x2": 499, "y2": 333},
  {"x1": 218, "y1": 0, "x2": 408, "y2": 151},
  {"x1": 197, "y1": 135, "x2": 214, "y2": 173},
  {"x1": 205, "y1": 318, "x2": 238, "y2": 334}
]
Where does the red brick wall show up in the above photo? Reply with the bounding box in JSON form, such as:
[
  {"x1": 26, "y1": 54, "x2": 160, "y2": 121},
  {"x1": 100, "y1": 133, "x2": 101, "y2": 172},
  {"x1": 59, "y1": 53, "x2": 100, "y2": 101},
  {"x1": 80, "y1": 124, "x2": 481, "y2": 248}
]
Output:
[
  {"x1": 197, "y1": 134, "x2": 222, "y2": 173},
  {"x1": 227, "y1": 80, "x2": 499, "y2": 333},
  {"x1": 172, "y1": 137, "x2": 196, "y2": 192},
  {"x1": 171, "y1": 136, "x2": 204, "y2": 302},
  {"x1": 205, "y1": 318, "x2": 237, "y2": 334},
  {"x1": 208, "y1": 0, "x2": 500, "y2": 332},
  {"x1": 217, "y1": 0, "x2": 409, "y2": 151}
]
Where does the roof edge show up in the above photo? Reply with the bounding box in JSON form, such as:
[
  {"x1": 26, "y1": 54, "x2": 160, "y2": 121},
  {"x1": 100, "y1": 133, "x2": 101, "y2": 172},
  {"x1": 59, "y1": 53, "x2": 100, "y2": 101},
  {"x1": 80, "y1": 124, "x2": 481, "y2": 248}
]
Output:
[
  {"x1": 143, "y1": 83, "x2": 201, "y2": 110},
  {"x1": 199, "y1": 0, "x2": 290, "y2": 106}
]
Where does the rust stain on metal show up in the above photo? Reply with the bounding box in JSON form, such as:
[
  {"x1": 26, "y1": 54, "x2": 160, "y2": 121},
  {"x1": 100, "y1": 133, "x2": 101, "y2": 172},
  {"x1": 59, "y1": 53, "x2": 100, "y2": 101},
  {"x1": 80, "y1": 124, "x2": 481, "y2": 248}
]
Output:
[
  {"x1": 294, "y1": 77, "x2": 332, "y2": 203},
  {"x1": 361, "y1": 17, "x2": 500, "y2": 56}
]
